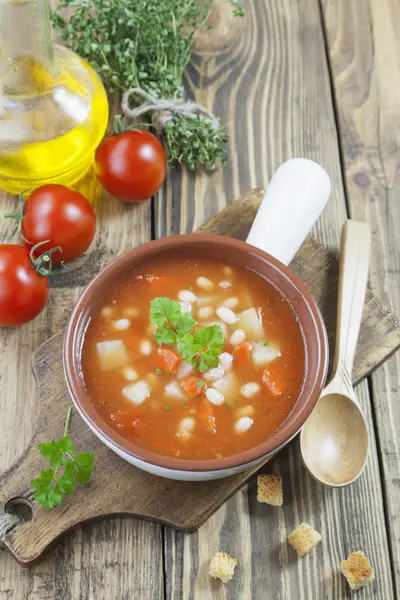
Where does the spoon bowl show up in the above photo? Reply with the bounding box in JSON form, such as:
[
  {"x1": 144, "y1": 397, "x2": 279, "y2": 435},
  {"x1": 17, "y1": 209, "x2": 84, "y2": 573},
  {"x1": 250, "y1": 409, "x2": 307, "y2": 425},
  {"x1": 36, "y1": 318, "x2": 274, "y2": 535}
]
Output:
[
  {"x1": 300, "y1": 392, "x2": 369, "y2": 486},
  {"x1": 300, "y1": 220, "x2": 371, "y2": 487}
]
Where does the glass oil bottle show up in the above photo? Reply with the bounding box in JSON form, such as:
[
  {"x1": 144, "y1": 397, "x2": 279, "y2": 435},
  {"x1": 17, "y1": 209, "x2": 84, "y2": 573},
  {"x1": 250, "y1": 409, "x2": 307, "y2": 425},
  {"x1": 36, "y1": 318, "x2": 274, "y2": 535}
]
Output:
[{"x1": 0, "y1": 0, "x2": 109, "y2": 201}]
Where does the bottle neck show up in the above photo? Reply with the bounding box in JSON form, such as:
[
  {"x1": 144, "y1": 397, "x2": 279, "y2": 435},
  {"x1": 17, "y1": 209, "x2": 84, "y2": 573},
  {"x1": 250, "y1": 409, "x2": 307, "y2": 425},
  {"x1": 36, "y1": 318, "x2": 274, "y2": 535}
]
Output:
[{"x1": 0, "y1": 0, "x2": 54, "y2": 94}]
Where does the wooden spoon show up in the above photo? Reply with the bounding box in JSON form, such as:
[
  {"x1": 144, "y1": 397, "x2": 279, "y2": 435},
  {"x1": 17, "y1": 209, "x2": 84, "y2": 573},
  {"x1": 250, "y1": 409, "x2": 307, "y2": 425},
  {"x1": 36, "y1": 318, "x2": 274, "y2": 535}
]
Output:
[{"x1": 300, "y1": 220, "x2": 371, "y2": 487}]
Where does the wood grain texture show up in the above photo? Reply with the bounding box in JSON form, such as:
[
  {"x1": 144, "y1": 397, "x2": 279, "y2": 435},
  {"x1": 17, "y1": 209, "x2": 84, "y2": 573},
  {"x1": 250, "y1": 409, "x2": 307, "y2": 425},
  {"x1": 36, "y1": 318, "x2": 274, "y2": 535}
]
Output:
[
  {"x1": 1, "y1": 192, "x2": 398, "y2": 566},
  {"x1": 159, "y1": 0, "x2": 396, "y2": 598},
  {"x1": 320, "y1": 0, "x2": 400, "y2": 594}
]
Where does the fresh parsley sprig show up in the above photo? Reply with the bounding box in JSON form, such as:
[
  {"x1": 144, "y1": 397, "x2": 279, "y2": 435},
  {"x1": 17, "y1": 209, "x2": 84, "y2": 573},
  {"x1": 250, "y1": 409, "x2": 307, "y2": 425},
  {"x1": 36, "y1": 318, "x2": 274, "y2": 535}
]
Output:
[
  {"x1": 31, "y1": 408, "x2": 94, "y2": 510},
  {"x1": 150, "y1": 297, "x2": 224, "y2": 372}
]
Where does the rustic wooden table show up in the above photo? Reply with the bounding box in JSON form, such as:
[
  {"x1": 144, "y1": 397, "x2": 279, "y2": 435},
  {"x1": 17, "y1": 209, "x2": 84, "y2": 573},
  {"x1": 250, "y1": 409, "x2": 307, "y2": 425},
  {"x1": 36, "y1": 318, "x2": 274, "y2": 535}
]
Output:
[{"x1": 1, "y1": 0, "x2": 399, "y2": 598}]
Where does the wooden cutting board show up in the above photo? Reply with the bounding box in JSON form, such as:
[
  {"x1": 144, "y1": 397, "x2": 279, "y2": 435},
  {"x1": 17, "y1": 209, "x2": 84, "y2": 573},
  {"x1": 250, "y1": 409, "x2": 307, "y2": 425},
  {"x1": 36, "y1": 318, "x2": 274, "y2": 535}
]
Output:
[{"x1": 1, "y1": 189, "x2": 400, "y2": 566}]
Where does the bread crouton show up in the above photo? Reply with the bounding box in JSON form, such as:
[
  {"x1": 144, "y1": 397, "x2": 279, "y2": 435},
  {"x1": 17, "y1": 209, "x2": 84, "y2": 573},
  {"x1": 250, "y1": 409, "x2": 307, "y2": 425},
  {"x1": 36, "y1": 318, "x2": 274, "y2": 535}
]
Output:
[
  {"x1": 257, "y1": 474, "x2": 283, "y2": 506},
  {"x1": 287, "y1": 523, "x2": 322, "y2": 558},
  {"x1": 209, "y1": 551, "x2": 237, "y2": 584},
  {"x1": 340, "y1": 551, "x2": 374, "y2": 590}
]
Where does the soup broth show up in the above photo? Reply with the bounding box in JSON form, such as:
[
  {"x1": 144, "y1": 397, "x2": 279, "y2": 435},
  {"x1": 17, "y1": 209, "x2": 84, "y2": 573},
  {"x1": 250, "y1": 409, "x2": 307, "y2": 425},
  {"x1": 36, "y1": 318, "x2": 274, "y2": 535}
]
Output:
[{"x1": 81, "y1": 258, "x2": 306, "y2": 460}]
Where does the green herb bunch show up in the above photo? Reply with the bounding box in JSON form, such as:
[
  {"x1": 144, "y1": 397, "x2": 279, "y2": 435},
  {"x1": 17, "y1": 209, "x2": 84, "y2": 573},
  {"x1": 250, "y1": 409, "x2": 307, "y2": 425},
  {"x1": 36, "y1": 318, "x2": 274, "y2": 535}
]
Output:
[
  {"x1": 150, "y1": 297, "x2": 224, "y2": 372},
  {"x1": 31, "y1": 408, "x2": 94, "y2": 509},
  {"x1": 51, "y1": 0, "x2": 244, "y2": 169}
]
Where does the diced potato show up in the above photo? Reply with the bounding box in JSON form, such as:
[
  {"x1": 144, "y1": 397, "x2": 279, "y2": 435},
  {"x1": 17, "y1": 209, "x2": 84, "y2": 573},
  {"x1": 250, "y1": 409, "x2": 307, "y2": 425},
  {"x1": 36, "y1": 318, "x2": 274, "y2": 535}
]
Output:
[
  {"x1": 252, "y1": 342, "x2": 281, "y2": 366},
  {"x1": 176, "y1": 362, "x2": 194, "y2": 380},
  {"x1": 223, "y1": 266, "x2": 234, "y2": 277},
  {"x1": 212, "y1": 372, "x2": 239, "y2": 401},
  {"x1": 123, "y1": 381, "x2": 150, "y2": 405},
  {"x1": 97, "y1": 340, "x2": 130, "y2": 371},
  {"x1": 165, "y1": 381, "x2": 186, "y2": 400},
  {"x1": 238, "y1": 308, "x2": 264, "y2": 338},
  {"x1": 203, "y1": 366, "x2": 224, "y2": 382},
  {"x1": 176, "y1": 416, "x2": 196, "y2": 441}
]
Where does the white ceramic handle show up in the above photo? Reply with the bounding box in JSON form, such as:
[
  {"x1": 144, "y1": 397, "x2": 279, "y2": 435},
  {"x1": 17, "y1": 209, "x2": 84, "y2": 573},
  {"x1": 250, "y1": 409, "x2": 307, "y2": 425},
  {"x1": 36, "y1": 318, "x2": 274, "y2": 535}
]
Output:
[
  {"x1": 246, "y1": 158, "x2": 331, "y2": 265},
  {"x1": 332, "y1": 220, "x2": 371, "y2": 381}
]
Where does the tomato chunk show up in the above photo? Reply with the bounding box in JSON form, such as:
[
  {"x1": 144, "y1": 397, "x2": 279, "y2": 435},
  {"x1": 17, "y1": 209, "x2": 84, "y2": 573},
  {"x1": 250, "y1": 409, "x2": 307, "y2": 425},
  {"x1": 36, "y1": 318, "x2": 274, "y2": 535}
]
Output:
[
  {"x1": 181, "y1": 377, "x2": 205, "y2": 397},
  {"x1": 232, "y1": 342, "x2": 252, "y2": 365},
  {"x1": 157, "y1": 348, "x2": 181, "y2": 373}
]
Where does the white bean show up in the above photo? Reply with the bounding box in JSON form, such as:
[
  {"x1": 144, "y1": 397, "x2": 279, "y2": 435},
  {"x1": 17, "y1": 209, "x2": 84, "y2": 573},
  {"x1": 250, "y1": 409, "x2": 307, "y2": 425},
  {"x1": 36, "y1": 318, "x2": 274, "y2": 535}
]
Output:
[
  {"x1": 219, "y1": 280, "x2": 232, "y2": 289},
  {"x1": 198, "y1": 306, "x2": 213, "y2": 320},
  {"x1": 219, "y1": 352, "x2": 233, "y2": 372},
  {"x1": 230, "y1": 328, "x2": 246, "y2": 346},
  {"x1": 139, "y1": 339, "x2": 152, "y2": 356},
  {"x1": 224, "y1": 297, "x2": 239, "y2": 310},
  {"x1": 236, "y1": 405, "x2": 255, "y2": 418},
  {"x1": 196, "y1": 276, "x2": 214, "y2": 291},
  {"x1": 179, "y1": 301, "x2": 192, "y2": 313},
  {"x1": 123, "y1": 381, "x2": 150, "y2": 405},
  {"x1": 206, "y1": 387, "x2": 225, "y2": 406},
  {"x1": 123, "y1": 307, "x2": 139, "y2": 318},
  {"x1": 178, "y1": 290, "x2": 197, "y2": 303},
  {"x1": 223, "y1": 266, "x2": 234, "y2": 277},
  {"x1": 203, "y1": 366, "x2": 224, "y2": 382},
  {"x1": 216, "y1": 306, "x2": 237, "y2": 325},
  {"x1": 179, "y1": 417, "x2": 196, "y2": 433},
  {"x1": 241, "y1": 382, "x2": 261, "y2": 398},
  {"x1": 235, "y1": 416, "x2": 254, "y2": 433},
  {"x1": 101, "y1": 306, "x2": 113, "y2": 318},
  {"x1": 113, "y1": 318, "x2": 131, "y2": 331},
  {"x1": 122, "y1": 367, "x2": 138, "y2": 381},
  {"x1": 177, "y1": 362, "x2": 193, "y2": 379}
]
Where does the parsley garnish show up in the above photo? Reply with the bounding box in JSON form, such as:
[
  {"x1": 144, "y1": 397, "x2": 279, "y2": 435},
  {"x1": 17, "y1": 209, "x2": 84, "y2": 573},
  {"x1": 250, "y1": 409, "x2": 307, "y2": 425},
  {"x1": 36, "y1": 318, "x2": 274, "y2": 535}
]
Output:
[
  {"x1": 196, "y1": 381, "x2": 206, "y2": 390},
  {"x1": 150, "y1": 297, "x2": 224, "y2": 372},
  {"x1": 263, "y1": 342, "x2": 269, "y2": 347},
  {"x1": 30, "y1": 408, "x2": 94, "y2": 510},
  {"x1": 155, "y1": 368, "x2": 163, "y2": 375},
  {"x1": 163, "y1": 405, "x2": 172, "y2": 411}
]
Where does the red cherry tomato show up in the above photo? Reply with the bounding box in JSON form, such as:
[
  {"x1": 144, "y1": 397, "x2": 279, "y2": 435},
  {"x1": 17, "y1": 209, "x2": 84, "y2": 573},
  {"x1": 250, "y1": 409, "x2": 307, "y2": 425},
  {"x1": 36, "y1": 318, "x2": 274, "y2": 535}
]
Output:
[
  {"x1": 94, "y1": 130, "x2": 167, "y2": 203},
  {"x1": 21, "y1": 185, "x2": 96, "y2": 265},
  {"x1": 0, "y1": 245, "x2": 49, "y2": 326}
]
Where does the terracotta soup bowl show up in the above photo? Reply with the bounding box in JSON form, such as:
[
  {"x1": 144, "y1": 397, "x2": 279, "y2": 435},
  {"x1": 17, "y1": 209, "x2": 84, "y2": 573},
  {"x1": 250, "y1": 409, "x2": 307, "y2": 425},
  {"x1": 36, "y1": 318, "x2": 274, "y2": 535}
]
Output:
[{"x1": 64, "y1": 159, "x2": 331, "y2": 481}]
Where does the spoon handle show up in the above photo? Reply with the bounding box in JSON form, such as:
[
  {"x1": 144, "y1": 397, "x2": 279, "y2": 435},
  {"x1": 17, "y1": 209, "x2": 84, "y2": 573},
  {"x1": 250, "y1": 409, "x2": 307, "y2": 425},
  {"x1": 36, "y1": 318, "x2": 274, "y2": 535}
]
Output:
[{"x1": 332, "y1": 220, "x2": 371, "y2": 391}]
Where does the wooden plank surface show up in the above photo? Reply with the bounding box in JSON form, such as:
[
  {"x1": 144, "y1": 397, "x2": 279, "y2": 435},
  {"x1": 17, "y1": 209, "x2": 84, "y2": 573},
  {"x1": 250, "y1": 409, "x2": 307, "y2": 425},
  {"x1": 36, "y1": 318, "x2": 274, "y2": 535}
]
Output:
[
  {"x1": 0, "y1": 0, "x2": 397, "y2": 599},
  {"x1": 158, "y1": 0, "x2": 396, "y2": 598},
  {"x1": 320, "y1": 0, "x2": 400, "y2": 595}
]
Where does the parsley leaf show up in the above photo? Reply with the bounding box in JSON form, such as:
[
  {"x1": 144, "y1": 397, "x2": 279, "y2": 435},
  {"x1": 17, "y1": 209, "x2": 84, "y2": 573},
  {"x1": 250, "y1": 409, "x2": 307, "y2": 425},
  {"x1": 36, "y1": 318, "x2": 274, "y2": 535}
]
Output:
[
  {"x1": 31, "y1": 408, "x2": 94, "y2": 510},
  {"x1": 180, "y1": 325, "x2": 223, "y2": 372},
  {"x1": 154, "y1": 326, "x2": 177, "y2": 346},
  {"x1": 150, "y1": 297, "x2": 181, "y2": 326}
]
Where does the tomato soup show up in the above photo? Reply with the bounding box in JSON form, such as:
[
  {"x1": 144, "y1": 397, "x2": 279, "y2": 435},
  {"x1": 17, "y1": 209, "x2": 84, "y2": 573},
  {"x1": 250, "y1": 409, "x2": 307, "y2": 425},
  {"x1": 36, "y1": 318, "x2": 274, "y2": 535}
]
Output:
[{"x1": 81, "y1": 258, "x2": 306, "y2": 460}]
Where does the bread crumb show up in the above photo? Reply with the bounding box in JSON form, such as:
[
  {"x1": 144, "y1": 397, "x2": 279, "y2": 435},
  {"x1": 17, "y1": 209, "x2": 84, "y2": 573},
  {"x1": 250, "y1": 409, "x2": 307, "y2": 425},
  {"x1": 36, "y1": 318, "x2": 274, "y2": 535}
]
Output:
[
  {"x1": 257, "y1": 474, "x2": 283, "y2": 506},
  {"x1": 340, "y1": 551, "x2": 374, "y2": 590},
  {"x1": 287, "y1": 523, "x2": 322, "y2": 558},
  {"x1": 209, "y1": 551, "x2": 237, "y2": 583}
]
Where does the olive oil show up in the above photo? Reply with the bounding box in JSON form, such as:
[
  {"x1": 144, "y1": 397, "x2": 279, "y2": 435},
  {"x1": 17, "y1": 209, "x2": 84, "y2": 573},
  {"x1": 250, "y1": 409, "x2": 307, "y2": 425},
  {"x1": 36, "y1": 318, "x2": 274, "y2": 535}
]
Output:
[{"x1": 0, "y1": 0, "x2": 109, "y2": 200}]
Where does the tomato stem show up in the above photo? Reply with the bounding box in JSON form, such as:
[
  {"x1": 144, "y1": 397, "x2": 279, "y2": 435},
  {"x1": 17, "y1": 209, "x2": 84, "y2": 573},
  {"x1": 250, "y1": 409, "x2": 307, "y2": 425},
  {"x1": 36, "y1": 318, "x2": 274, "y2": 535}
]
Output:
[
  {"x1": 112, "y1": 114, "x2": 152, "y2": 136},
  {"x1": 30, "y1": 240, "x2": 66, "y2": 277}
]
